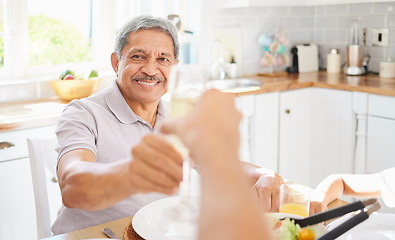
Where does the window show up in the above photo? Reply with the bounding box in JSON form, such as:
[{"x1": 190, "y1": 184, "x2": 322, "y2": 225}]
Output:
[
  {"x1": 0, "y1": 0, "x2": 196, "y2": 82},
  {"x1": 0, "y1": 0, "x2": 116, "y2": 80},
  {"x1": 0, "y1": 1, "x2": 4, "y2": 69},
  {"x1": 28, "y1": 0, "x2": 94, "y2": 66}
]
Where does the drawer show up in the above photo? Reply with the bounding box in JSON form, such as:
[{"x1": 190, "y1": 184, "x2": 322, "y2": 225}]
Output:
[
  {"x1": 368, "y1": 94, "x2": 395, "y2": 120},
  {"x1": 0, "y1": 125, "x2": 56, "y2": 162}
]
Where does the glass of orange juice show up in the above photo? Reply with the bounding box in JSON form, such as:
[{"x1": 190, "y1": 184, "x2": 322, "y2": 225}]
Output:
[{"x1": 279, "y1": 182, "x2": 311, "y2": 217}]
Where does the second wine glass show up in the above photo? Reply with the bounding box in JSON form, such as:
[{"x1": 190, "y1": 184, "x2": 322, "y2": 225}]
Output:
[{"x1": 158, "y1": 64, "x2": 208, "y2": 239}]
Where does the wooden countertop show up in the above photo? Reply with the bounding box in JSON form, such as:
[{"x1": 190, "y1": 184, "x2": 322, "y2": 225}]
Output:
[
  {"x1": 0, "y1": 97, "x2": 68, "y2": 132},
  {"x1": 234, "y1": 71, "x2": 395, "y2": 97},
  {"x1": 1, "y1": 72, "x2": 395, "y2": 132}
]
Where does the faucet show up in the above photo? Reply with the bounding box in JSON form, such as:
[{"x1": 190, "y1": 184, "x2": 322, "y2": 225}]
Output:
[
  {"x1": 211, "y1": 57, "x2": 227, "y2": 80},
  {"x1": 209, "y1": 39, "x2": 227, "y2": 80}
]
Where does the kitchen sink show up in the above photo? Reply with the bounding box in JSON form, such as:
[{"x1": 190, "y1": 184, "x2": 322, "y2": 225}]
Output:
[{"x1": 206, "y1": 78, "x2": 263, "y2": 91}]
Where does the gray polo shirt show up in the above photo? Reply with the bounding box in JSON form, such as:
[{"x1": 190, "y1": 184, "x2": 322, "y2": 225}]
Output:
[{"x1": 52, "y1": 80, "x2": 173, "y2": 235}]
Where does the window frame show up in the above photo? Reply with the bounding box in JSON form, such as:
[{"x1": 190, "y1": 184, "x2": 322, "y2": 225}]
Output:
[
  {"x1": 0, "y1": 0, "x2": 193, "y2": 82},
  {"x1": 0, "y1": 0, "x2": 117, "y2": 81}
]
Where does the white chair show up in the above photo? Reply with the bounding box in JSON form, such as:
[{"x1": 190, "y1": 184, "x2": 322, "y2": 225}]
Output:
[{"x1": 27, "y1": 137, "x2": 62, "y2": 239}]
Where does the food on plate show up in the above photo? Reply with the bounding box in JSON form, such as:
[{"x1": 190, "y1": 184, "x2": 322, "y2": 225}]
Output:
[
  {"x1": 266, "y1": 214, "x2": 318, "y2": 240},
  {"x1": 298, "y1": 228, "x2": 315, "y2": 240}
]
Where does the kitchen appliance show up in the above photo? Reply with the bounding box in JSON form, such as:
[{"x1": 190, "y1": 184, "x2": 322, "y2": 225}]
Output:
[
  {"x1": 286, "y1": 43, "x2": 319, "y2": 73},
  {"x1": 379, "y1": 60, "x2": 395, "y2": 78},
  {"x1": 345, "y1": 19, "x2": 369, "y2": 75},
  {"x1": 327, "y1": 48, "x2": 341, "y2": 73}
]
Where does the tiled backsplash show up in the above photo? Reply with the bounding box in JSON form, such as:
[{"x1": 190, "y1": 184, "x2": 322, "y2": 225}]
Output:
[
  {"x1": 2, "y1": 2, "x2": 394, "y2": 104},
  {"x1": 199, "y1": 1, "x2": 395, "y2": 76}
]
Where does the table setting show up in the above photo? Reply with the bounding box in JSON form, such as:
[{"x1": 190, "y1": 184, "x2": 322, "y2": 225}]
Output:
[
  {"x1": 43, "y1": 65, "x2": 395, "y2": 240},
  {"x1": 42, "y1": 181, "x2": 395, "y2": 240}
]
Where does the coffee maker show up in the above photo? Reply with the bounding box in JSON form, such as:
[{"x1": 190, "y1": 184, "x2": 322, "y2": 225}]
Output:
[{"x1": 345, "y1": 19, "x2": 369, "y2": 75}]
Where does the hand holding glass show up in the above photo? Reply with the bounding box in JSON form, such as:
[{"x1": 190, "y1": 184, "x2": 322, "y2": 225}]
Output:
[
  {"x1": 279, "y1": 182, "x2": 311, "y2": 217},
  {"x1": 158, "y1": 64, "x2": 207, "y2": 239}
]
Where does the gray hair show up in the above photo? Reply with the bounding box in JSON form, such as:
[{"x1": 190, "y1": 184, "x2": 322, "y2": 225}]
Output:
[{"x1": 114, "y1": 15, "x2": 179, "y2": 60}]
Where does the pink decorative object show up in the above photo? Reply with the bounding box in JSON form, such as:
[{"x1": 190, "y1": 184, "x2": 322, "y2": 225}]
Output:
[{"x1": 258, "y1": 28, "x2": 290, "y2": 73}]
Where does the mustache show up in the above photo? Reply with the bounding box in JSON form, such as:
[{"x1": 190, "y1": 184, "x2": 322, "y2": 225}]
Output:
[{"x1": 131, "y1": 75, "x2": 165, "y2": 82}]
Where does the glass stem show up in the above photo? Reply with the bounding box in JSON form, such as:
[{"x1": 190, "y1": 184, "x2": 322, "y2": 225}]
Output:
[{"x1": 180, "y1": 156, "x2": 191, "y2": 200}]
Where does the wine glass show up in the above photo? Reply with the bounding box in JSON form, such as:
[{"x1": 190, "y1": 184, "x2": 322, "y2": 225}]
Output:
[{"x1": 157, "y1": 64, "x2": 207, "y2": 239}]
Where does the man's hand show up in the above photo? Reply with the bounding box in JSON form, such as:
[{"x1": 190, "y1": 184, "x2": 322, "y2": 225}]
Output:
[
  {"x1": 251, "y1": 169, "x2": 284, "y2": 212},
  {"x1": 129, "y1": 134, "x2": 183, "y2": 195},
  {"x1": 309, "y1": 200, "x2": 328, "y2": 215}
]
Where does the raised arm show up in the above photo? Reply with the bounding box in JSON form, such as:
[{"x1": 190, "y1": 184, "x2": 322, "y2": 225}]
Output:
[
  {"x1": 160, "y1": 89, "x2": 275, "y2": 240},
  {"x1": 57, "y1": 134, "x2": 183, "y2": 211},
  {"x1": 314, "y1": 173, "x2": 382, "y2": 208}
]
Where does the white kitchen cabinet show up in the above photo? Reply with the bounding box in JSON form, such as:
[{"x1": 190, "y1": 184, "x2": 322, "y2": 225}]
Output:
[
  {"x1": 366, "y1": 94, "x2": 395, "y2": 173},
  {"x1": 218, "y1": 0, "x2": 395, "y2": 7},
  {"x1": 310, "y1": 88, "x2": 354, "y2": 187},
  {"x1": 278, "y1": 88, "x2": 312, "y2": 186},
  {"x1": 366, "y1": 94, "x2": 395, "y2": 214},
  {"x1": 366, "y1": 116, "x2": 395, "y2": 172},
  {"x1": 0, "y1": 158, "x2": 36, "y2": 240},
  {"x1": 218, "y1": 0, "x2": 313, "y2": 7},
  {"x1": 277, "y1": 88, "x2": 354, "y2": 187},
  {"x1": 253, "y1": 92, "x2": 280, "y2": 171},
  {"x1": 0, "y1": 125, "x2": 56, "y2": 240}
]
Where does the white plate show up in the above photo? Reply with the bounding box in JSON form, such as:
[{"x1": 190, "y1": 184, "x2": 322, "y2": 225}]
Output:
[
  {"x1": 330, "y1": 213, "x2": 395, "y2": 240},
  {"x1": 132, "y1": 196, "x2": 199, "y2": 240}
]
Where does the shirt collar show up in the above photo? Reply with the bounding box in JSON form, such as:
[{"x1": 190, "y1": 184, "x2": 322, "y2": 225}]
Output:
[{"x1": 105, "y1": 80, "x2": 168, "y2": 126}]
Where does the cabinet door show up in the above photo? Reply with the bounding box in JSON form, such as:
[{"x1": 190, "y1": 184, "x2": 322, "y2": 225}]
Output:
[
  {"x1": 218, "y1": 0, "x2": 394, "y2": 7},
  {"x1": 310, "y1": 88, "x2": 354, "y2": 187},
  {"x1": 253, "y1": 92, "x2": 279, "y2": 171},
  {"x1": 278, "y1": 88, "x2": 312, "y2": 186},
  {"x1": 0, "y1": 158, "x2": 36, "y2": 240},
  {"x1": 0, "y1": 125, "x2": 56, "y2": 162},
  {"x1": 366, "y1": 116, "x2": 395, "y2": 173},
  {"x1": 366, "y1": 116, "x2": 395, "y2": 214},
  {"x1": 0, "y1": 125, "x2": 56, "y2": 239}
]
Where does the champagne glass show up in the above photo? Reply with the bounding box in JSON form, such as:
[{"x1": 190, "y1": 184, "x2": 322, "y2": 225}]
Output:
[{"x1": 157, "y1": 64, "x2": 207, "y2": 239}]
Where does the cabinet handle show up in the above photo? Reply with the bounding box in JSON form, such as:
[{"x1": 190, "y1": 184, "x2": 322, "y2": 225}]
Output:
[
  {"x1": 0, "y1": 141, "x2": 15, "y2": 150},
  {"x1": 285, "y1": 109, "x2": 291, "y2": 114}
]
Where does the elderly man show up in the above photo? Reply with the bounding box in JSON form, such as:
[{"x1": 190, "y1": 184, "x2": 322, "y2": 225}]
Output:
[{"x1": 52, "y1": 15, "x2": 283, "y2": 234}]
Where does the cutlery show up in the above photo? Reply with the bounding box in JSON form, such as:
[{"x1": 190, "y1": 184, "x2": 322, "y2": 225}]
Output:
[
  {"x1": 316, "y1": 200, "x2": 380, "y2": 240},
  {"x1": 102, "y1": 227, "x2": 118, "y2": 239},
  {"x1": 283, "y1": 198, "x2": 377, "y2": 227}
]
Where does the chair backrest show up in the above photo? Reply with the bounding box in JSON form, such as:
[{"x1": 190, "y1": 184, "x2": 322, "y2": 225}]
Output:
[{"x1": 27, "y1": 137, "x2": 62, "y2": 239}]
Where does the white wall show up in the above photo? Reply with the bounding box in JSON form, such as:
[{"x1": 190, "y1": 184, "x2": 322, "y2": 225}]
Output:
[{"x1": 199, "y1": 1, "x2": 395, "y2": 76}]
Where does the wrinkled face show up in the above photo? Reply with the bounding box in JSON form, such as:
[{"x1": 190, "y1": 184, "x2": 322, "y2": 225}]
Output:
[{"x1": 112, "y1": 29, "x2": 176, "y2": 105}]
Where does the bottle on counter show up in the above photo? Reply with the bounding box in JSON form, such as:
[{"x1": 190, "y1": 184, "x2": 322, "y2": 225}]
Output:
[
  {"x1": 327, "y1": 49, "x2": 341, "y2": 73},
  {"x1": 227, "y1": 55, "x2": 238, "y2": 78}
]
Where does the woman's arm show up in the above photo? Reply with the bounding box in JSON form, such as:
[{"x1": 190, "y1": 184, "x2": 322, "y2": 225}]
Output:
[
  {"x1": 315, "y1": 173, "x2": 382, "y2": 207},
  {"x1": 160, "y1": 89, "x2": 275, "y2": 240}
]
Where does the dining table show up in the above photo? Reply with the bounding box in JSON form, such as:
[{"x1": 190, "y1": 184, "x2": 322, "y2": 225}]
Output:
[{"x1": 41, "y1": 199, "x2": 348, "y2": 240}]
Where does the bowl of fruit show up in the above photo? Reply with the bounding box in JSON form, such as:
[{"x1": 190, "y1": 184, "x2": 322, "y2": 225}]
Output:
[{"x1": 50, "y1": 69, "x2": 101, "y2": 102}]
